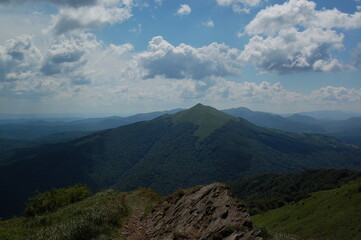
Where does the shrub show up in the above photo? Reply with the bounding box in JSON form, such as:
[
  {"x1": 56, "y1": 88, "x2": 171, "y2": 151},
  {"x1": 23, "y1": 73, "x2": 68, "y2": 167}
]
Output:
[{"x1": 24, "y1": 185, "x2": 92, "y2": 217}]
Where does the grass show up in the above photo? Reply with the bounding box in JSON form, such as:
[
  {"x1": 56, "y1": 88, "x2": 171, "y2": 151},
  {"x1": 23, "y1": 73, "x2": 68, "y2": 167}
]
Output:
[
  {"x1": 0, "y1": 187, "x2": 162, "y2": 240},
  {"x1": 253, "y1": 178, "x2": 361, "y2": 240},
  {"x1": 172, "y1": 103, "x2": 237, "y2": 140},
  {"x1": 0, "y1": 189, "x2": 129, "y2": 240},
  {"x1": 122, "y1": 188, "x2": 162, "y2": 219}
]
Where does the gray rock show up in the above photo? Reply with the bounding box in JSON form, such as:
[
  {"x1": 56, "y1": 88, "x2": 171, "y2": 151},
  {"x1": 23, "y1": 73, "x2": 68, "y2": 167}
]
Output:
[{"x1": 130, "y1": 183, "x2": 262, "y2": 240}]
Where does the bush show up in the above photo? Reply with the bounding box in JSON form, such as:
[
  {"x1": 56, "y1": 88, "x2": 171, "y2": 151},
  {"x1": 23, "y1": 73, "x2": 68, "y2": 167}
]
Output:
[{"x1": 24, "y1": 185, "x2": 92, "y2": 217}]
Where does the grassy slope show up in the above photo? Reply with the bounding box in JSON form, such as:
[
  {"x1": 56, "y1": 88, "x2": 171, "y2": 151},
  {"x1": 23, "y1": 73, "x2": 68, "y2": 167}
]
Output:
[
  {"x1": 172, "y1": 103, "x2": 236, "y2": 140},
  {"x1": 253, "y1": 178, "x2": 361, "y2": 240},
  {"x1": 231, "y1": 169, "x2": 361, "y2": 214},
  {"x1": 0, "y1": 188, "x2": 160, "y2": 240}
]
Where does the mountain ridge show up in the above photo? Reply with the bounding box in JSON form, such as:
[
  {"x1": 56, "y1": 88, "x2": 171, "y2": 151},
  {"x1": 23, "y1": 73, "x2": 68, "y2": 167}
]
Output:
[{"x1": 0, "y1": 104, "x2": 360, "y2": 219}]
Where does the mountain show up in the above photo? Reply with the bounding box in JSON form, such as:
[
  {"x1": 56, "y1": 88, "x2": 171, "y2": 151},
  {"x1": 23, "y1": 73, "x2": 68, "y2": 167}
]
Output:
[
  {"x1": 222, "y1": 107, "x2": 322, "y2": 133},
  {"x1": 297, "y1": 110, "x2": 361, "y2": 121},
  {"x1": 0, "y1": 104, "x2": 361, "y2": 219},
  {"x1": 223, "y1": 107, "x2": 361, "y2": 144},
  {"x1": 0, "y1": 108, "x2": 183, "y2": 141},
  {"x1": 253, "y1": 177, "x2": 361, "y2": 240},
  {"x1": 230, "y1": 169, "x2": 361, "y2": 214}
]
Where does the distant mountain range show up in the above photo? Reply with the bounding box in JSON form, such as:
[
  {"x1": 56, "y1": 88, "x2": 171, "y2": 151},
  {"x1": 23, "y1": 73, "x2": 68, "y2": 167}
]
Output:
[
  {"x1": 1, "y1": 107, "x2": 360, "y2": 148},
  {"x1": 0, "y1": 104, "x2": 360, "y2": 219},
  {"x1": 223, "y1": 107, "x2": 361, "y2": 144}
]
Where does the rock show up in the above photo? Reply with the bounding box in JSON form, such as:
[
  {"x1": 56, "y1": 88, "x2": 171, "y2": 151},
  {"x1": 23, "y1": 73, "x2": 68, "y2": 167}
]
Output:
[{"x1": 130, "y1": 183, "x2": 262, "y2": 240}]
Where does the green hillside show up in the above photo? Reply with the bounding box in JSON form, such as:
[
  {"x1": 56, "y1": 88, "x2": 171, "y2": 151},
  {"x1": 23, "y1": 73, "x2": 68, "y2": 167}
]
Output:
[
  {"x1": 253, "y1": 178, "x2": 361, "y2": 240},
  {"x1": 231, "y1": 169, "x2": 361, "y2": 214},
  {"x1": 173, "y1": 103, "x2": 237, "y2": 140},
  {"x1": 0, "y1": 104, "x2": 360, "y2": 219},
  {"x1": 0, "y1": 186, "x2": 160, "y2": 240}
]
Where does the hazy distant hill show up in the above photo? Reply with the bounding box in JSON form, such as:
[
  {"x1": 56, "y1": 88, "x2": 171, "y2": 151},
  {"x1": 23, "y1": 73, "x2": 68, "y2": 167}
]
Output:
[
  {"x1": 0, "y1": 104, "x2": 360, "y2": 219},
  {"x1": 1, "y1": 107, "x2": 360, "y2": 145},
  {"x1": 223, "y1": 107, "x2": 361, "y2": 144},
  {"x1": 297, "y1": 110, "x2": 361, "y2": 121},
  {"x1": 0, "y1": 109, "x2": 182, "y2": 142}
]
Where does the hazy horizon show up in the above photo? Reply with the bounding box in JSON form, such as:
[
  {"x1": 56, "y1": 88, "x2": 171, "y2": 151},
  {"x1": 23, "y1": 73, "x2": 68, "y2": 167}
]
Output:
[{"x1": 1, "y1": 104, "x2": 361, "y2": 120}]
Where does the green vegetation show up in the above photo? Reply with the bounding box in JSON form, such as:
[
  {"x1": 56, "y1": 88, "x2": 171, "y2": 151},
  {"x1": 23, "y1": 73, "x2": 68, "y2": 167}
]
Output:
[
  {"x1": 260, "y1": 230, "x2": 322, "y2": 240},
  {"x1": 253, "y1": 178, "x2": 361, "y2": 240},
  {"x1": 0, "y1": 104, "x2": 360, "y2": 219},
  {"x1": 172, "y1": 103, "x2": 236, "y2": 140},
  {"x1": 24, "y1": 185, "x2": 92, "y2": 216},
  {"x1": 231, "y1": 169, "x2": 361, "y2": 214},
  {"x1": 0, "y1": 186, "x2": 161, "y2": 240}
]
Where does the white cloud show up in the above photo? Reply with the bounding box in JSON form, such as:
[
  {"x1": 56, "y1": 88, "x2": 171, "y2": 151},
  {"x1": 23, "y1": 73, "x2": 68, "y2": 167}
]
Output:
[
  {"x1": 241, "y1": 0, "x2": 361, "y2": 74},
  {"x1": 240, "y1": 28, "x2": 344, "y2": 74},
  {"x1": 176, "y1": 4, "x2": 191, "y2": 16},
  {"x1": 41, "y1": 33, "x2": 100, "y2": 78},
  {"x1": 357, "y1": 6, "x2": 361, "y2": 11},
  {"x1": 311, "y1": 86, "x2": 361, "y2": 103},
  {"x1": 204, "y1": 78, "x2": 303, "y2": 105},
  {"x1": 48, "y1": 0, "x2": 133, "y2": 35},
  {"x1": 202, "y1": 20, "x2": 214, "y2": 28},
  {"x1": 0, "y1": 32, "x2": 138, "y2": 102},
  {"x1": 245, "y1": 0, "x2": 361, "y2": 36},
  {"x1": 0, "y1": 35, "x2": 42, "y2": 82},
  {"x1": 83, "y1": 42, "x2": 138, "y2": 86},
  {"x1": 138, "y1": 36, "x2": 242, "y2": 79},
  {"x1": 0, "y1": 12, "x2": 50, "y2": 43}
]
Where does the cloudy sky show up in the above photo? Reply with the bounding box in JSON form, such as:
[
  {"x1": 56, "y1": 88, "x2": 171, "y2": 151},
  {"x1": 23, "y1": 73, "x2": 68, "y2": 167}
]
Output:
[{"x1": 0, "y1": 0, "x2": 360, "y2": 116}]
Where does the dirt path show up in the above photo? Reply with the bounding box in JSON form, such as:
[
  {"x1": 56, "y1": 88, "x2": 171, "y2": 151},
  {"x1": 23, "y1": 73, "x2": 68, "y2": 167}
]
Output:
[
  {"x1": 118, "y1": 209, "x2": 147, "y2": 240},
  {"x1": 113, "y1": 189, "x2": 160, "y2": 240}
]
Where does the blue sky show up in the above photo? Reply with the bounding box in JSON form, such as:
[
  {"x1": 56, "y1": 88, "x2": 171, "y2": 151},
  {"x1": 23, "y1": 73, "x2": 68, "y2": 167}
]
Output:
[{"x1": 0, "y1": 0, "x2": 360, "y2": 116}]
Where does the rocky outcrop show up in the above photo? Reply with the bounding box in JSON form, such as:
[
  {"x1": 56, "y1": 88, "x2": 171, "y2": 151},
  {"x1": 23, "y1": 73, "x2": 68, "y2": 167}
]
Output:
[{"x1": 125, "y1": 183, "x2": 262, "y2": 240}]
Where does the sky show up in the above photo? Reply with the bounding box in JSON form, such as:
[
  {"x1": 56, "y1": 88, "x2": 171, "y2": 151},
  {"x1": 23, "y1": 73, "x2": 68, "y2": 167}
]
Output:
[{"x1": 0, "y1": 0, "x2": 360, "y2": 116}]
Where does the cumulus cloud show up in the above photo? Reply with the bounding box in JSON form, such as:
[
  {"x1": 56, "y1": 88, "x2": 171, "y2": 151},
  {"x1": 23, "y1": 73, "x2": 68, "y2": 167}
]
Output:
[
  {"x1": 311, "y1": 86, "x2": 361, "y2": 103},
  {"x1": 0, "y1": 32, "x2": 138, "y2": 101},
  {"x1": 240, "y1": 0, "x2": 360, "y2": 74},
  {"x1": 49, "y1": 0, "x2": 133, "y2": 35},
  {"x1": 138, "y1": 36, "x2": 242, "y2": 79},
  {"x1": 245, "y1": 0, "x2": 361, "y2": 36},
  {"x1": 176, "y1": 4, "x2": 191, "y2": 16},
  {"x1": 203, "y1": 78, "x2": 303, "y2": 105},
  {"x1": 0, "y1": 35, "x2": 42, "y2": 82},
  {"x1": 41, "y1": 33, "x2": 100, "y2": 76},
  {"x1": 240, "y1": 27, "x2": 345, "y2": 74},
  {"x1": 200, "y1": 79, "x2": 361, "y2": 111},
  {"x1": 82, "y1": 42, "x2": 138, "y2": 86}
]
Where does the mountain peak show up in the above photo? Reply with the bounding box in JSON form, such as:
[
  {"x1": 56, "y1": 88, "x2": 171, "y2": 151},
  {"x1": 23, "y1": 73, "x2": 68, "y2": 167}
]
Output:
[
  {"x1": 192, "y1": 103, "x2": 206, "y2": 108},
  {"x1": 172, "y1": 104, "x2": 236, "y2": 140}
]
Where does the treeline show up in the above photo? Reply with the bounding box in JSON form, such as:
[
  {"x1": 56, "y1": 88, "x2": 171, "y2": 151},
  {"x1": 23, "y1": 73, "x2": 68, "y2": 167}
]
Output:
[{"x1": 231, "y1": 169, "x2": 361, "y2": 215}]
